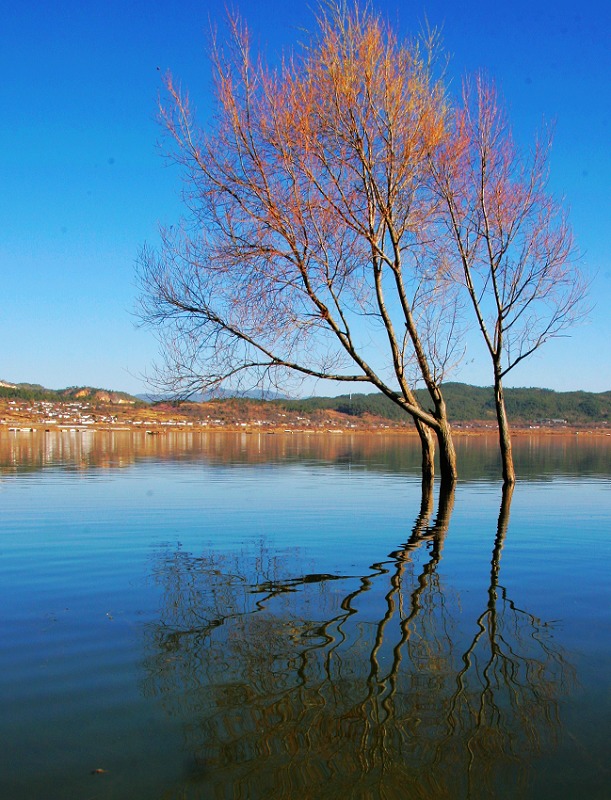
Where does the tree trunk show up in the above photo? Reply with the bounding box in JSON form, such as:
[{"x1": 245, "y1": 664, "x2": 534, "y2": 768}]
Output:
[
  {"x1": 494, "y1": 374, "x2": 516, "y2": 485},
  {"x1": 415, "y1": 418, "x2": 436, "y2": 489},
  {"x1": 435, "y1": 417, "x2": 458, "y2": 488}
]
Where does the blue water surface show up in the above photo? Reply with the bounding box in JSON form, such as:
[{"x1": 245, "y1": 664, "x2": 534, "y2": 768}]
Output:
[{"x1": 0, "y1": 431, "x2": 609, "y2": 799}]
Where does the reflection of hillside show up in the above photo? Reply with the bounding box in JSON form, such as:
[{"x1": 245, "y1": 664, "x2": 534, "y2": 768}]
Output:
[
  {"x1": 0, "y1": 430, "x2": 139, "y2": 474},
  {"x1": 142, "y1": 487, "x2": 574, "y2": 799},
  {"x1": 0, "y1": 431, "x2": 420, "y2": 476},
  {"x1": 1, "y1": 430, "x2": 610, "y2": 480}
]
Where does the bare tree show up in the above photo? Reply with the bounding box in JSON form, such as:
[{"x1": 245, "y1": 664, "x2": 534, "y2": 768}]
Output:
[
  {"x1": 429, "y1": 76, "x2": 587, "y2": 484},
  {"x1": 138, "y1": 3, "x2": 463, "y2": 486}
]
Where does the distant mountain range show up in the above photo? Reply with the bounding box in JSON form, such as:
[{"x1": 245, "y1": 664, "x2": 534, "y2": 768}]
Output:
[
  {"x1": 135, "y1": 388, "x2": 288, "y2": 403},
  {"x1": 1, "y1": 380, "x2": 609, "y2": 424}
]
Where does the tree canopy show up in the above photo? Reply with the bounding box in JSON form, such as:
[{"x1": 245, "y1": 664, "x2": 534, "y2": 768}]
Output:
[{"x1": 138, "y1": 1, "x2": 586, "y2": 485}]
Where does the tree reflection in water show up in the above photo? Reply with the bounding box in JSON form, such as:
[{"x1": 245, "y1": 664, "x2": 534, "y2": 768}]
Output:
[{"x1": 143, "y1": 483, "x2": 574, "y2": 799}]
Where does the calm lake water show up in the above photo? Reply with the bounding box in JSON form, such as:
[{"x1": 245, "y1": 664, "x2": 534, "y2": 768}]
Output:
[{"x1": 1, "y1": 430, "x2": 609, "y2": 799}]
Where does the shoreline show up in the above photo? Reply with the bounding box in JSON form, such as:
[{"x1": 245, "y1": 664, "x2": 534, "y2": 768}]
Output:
[{"x1": 1, "y1": 422, "x2": 609, "y2": 437}]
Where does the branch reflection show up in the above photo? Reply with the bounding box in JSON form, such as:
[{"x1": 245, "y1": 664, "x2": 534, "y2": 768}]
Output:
[
  {"x1": 439, "y1": 484, "x2": 576, "y2": 797},
  {"x1": 143, "y1": 483, "x2": 574, "y2": 798}
]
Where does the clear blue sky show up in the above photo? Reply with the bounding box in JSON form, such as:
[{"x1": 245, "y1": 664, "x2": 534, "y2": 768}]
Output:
[{"x1": 1, "y1": 0, "x2": 609, "y2": 395}]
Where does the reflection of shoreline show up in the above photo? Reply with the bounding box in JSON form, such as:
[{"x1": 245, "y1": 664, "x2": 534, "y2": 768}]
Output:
[{"x1": 1, "y1": 429, "x2": 610, "y2": 480}]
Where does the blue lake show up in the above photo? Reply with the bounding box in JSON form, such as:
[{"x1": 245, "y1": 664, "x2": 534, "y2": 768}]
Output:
[{"x1": 1, "y1": 430, "x2": 610, "y2": 799}]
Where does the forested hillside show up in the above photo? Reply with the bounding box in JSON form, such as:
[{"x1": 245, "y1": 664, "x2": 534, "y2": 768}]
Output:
[
  {"x1": 0, "y1": 382, "x2": 139, "y2": 404},
  {"x1": 279, "y1": 383, "x2": 610, "y2": 425}
]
